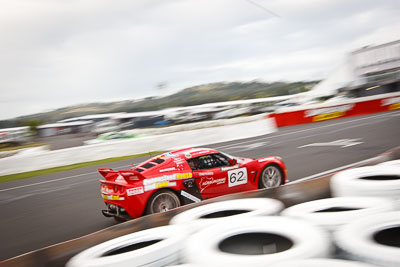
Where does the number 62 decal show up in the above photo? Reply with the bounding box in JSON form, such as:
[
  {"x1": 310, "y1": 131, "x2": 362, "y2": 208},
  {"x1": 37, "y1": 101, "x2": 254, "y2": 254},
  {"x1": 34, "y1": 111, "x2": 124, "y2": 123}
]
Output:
[{"x1": 228, "y1": 167, "x2": 248, "y2": 187}]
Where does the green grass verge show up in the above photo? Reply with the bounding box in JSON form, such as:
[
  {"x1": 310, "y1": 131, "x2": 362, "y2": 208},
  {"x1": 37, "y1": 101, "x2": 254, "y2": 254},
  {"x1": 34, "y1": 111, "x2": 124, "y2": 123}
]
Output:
[{"x1": 0, "y1": 151, "x2": 165, "y2": 184}]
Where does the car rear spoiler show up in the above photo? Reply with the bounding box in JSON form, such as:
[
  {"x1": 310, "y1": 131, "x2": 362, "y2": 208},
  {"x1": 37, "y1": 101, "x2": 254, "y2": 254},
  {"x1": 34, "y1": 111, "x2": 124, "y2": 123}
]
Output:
[{"x1": 98, "y1": 168, "x2": 144, "y2": 184}]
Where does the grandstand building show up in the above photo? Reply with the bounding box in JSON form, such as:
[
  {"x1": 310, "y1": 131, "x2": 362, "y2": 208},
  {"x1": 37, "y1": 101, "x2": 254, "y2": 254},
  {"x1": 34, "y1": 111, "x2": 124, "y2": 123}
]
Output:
[
  {"x1": 346, "y1": 39, "x2": 400, "y2": 97},
  {"x1": 310, "y1": 39, "x2": 400, "y2": 98}
]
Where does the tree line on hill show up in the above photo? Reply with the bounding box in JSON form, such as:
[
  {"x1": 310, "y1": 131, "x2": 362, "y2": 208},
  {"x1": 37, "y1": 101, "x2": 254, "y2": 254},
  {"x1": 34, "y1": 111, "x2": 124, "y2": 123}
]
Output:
[{"x1": 0, "y1": 80, "x2": 317, "y2": 129}]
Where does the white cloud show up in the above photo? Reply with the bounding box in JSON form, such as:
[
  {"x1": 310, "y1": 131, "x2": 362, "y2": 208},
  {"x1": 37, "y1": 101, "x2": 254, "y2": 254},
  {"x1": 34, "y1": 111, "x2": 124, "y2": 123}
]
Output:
[{"x1": 0, "y1": 0, "x2": 400, "y2": 120}]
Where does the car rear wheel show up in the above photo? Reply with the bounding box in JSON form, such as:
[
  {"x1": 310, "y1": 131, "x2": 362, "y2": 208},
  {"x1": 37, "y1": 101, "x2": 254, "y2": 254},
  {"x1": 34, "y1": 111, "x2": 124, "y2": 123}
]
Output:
[
  {"x1": 259, "y1": 164, "x2": 283, "y2": 189},
  {"x1": 146, "y1": 189, "x2": 181, "y2": 215}
]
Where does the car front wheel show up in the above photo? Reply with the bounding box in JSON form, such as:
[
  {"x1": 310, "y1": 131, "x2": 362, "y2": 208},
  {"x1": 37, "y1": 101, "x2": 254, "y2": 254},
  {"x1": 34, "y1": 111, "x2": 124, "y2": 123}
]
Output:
[
  {"x1": 146, "y1": 189, "x2": 181, "y2": 215},
  {"x1": 259, "y1": 164, "x2": 283, "y2": 189}
]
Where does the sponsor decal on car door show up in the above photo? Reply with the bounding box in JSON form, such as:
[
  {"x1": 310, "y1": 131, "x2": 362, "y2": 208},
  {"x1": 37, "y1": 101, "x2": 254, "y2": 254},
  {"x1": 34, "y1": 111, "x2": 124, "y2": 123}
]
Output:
[{"x1": 194, "y1": 169, "x2": 227, "y2": 199}]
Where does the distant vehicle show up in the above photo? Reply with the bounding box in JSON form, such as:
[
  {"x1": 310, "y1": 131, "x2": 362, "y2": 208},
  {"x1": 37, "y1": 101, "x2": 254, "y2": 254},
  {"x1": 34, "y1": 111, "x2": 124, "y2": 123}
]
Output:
[
  {"x1": 250, "y1": 105, "x2": 277, "y2": 114},
  {"x1": 275, "y1": 101, "x2": 299, "y2": 108},
  {"x1": 165, "y1": 111, "x2": 207, "y2": 124},
  {"x1": 154, "y1": 120, "x2": 172, "y2": 126},
  {"x1": 0, "y1": 127, "x2": 30, "y2": 146},
  {"x1": 119, "y1": 121, "x2": 135, "y2": 130},
  {"x1": 92, "y1": 120, "x2": 120, "y2": 135},
  {"x1": 98, "y1": 147, "x2": 286, "y2": 221},
  {"x1": 84, "y1": 132, "x2": 139, "y2": 145},
  {"x1": 324, "y1": 95, "x2": 351, "y2": 104},
  {"x1": 213, "y1": 107, "x2": 251, "y2": 119},
  {"x1": 175, "y1": 113, "x2": 207, "y2": 124}
]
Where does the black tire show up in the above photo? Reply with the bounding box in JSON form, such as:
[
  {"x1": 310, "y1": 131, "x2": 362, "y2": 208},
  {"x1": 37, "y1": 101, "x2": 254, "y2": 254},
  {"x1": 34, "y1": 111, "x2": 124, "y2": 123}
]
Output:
[
  {"x1": 258, "y1": 164, "x2": 283, "y2": 189},
  {"x1": 146, "y1": 189, "x2": 181, "y2": 215}
]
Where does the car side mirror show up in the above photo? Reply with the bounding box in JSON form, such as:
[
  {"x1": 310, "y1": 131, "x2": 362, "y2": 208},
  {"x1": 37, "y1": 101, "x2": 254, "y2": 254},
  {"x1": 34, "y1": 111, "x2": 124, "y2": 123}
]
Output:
[{"x1": 228, "y1": 159, "x2": 237, "y2": 166}]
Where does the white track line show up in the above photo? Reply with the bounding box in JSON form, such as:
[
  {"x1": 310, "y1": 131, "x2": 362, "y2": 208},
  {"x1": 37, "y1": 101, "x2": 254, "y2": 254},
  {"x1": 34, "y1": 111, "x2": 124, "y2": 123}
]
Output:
[
  {"x1": 215, "y1": 111, "x2": 400, "y2": 150},
  {"x1": 0, "y1": 165, "x2": 131, "y2": 193},
  {"x1": 0, "y1": 172, "x2": 98, "y2": 193},
  {"x1": 287, "y1": 157, "x2": 378, "y2": 184}
]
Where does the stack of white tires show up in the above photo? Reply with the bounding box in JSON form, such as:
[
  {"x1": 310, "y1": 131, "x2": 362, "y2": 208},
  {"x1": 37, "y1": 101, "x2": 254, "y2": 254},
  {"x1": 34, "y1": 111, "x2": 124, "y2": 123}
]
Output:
[
  {"x1": 169, "y1": 198, "x2": 284, "y2": 231},
  {"x1": 334, "y1": 211, "x2": 400, "y2": 267},
  {"x1": 66, "y1": 225, "x2": 187, "y2": 267},
  {"x1": 280, "y1": 196, "x2": 396, "y2": 232},
  {"x1": 328, "y1": 164, "x2": 400, "y2": 267},
  {"x1": 379, "y1": 160, "x2": 400, "y2": 168},
  {"x1": 269, "y1": 259, "x2": 380, "y2": 267},
  {"x1": 181, "y1": 216, "x2": 331, "y2": 266},
  {"x1": 330, "y1": 166, "x2": 400, "y2": 199}
]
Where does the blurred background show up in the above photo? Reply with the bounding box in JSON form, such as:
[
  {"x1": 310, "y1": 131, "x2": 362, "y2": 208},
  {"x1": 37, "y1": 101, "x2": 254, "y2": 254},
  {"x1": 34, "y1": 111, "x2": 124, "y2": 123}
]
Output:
[
  {"x1": 0, "y1": 0, "x2": 400, "y2": 264},
  {"x1": 0, "y1": 0, "x2": 399, "y2": 150}
]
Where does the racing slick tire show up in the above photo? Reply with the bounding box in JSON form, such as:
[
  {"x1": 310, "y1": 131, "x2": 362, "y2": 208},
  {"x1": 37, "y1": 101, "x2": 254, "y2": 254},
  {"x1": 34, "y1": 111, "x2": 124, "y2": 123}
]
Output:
[
  {"x1": 259, "y1": 164, "x2": 284, "y2": 189},
  {"x1": 146, "y1": 189, "x2": 181, "y2": 215},
  {"x1": 170, "y1": 198, "x2": 284, "y2": 231},
  {"x1": 184, "y1": 216, "x2": 331, "y2": 267},
  {"x1": 269, "y1": 258, "x2": 379, "y2": 267},
  {"x1": 334, "y1": 211, "x2": 400, "y2": 267},
  {"x1": 66, "y1": 225, "x2": 188, "y2": 267},
  {"x1": 330, "y1": 166, "x2": 400, "y2": 199},
  {"x1": 281, "y1": 197, "x2": 396, "y2": 232}
]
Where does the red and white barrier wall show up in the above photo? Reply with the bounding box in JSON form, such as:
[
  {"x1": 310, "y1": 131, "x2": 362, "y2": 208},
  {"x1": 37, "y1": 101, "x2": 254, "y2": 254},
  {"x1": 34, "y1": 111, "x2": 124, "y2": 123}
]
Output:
[{"x1": 268, "y1": 92, "x2": 400, "y2": 127}]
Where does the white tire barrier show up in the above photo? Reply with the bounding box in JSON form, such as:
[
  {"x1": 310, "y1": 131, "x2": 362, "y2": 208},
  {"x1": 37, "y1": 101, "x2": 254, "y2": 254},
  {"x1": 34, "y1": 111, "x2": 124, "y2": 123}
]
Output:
[
  {"x1": 184, "y1": 217, "x2": 331, "y2": 267},
  {"x1": 66, "y1": 225, "x2": 188, "y2": 267},
  {"x1": 334, "y1": 211, "x2": 400, "y2": 267},
  {"x1": 281, "y1": 197, "x2": 396, "y2": 232},
  {"x1": 166, "y1": 265, "x2": 198, "y2": 267},
  {"x1": 269, "y1": 258, "x2": 379, "y2": 267},
  {"x1": 170, "y1": 198, "x2": 284, "y2": 231},
  {"x1": 330, "y1": 166, "x2": 400, "y2": 199},
  {"x1": 379, "y1": 160, "x2": 400, "y2": 167}
]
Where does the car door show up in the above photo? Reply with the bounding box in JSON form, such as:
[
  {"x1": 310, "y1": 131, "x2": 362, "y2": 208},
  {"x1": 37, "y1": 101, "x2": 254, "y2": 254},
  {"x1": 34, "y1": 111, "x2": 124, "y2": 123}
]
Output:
[
  {"x1": 189, "y1": 153, "x2": 245, "y2": 199},
  {"x1": 212, "y1": 153, "x2": 256, "y2": 194}
]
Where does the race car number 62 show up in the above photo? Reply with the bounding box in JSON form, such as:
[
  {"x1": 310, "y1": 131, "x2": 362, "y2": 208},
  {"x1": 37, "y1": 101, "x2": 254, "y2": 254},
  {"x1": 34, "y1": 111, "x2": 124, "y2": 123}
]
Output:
[{"x1": 228, "y1": 167, "x2": 248, "y2": 187}]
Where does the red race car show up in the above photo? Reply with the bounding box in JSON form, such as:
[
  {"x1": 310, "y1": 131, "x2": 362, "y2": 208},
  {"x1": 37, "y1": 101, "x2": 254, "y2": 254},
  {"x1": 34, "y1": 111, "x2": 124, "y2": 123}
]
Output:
[{"x1": 99, "y1": 147, "x2": 286, "y2": 221}]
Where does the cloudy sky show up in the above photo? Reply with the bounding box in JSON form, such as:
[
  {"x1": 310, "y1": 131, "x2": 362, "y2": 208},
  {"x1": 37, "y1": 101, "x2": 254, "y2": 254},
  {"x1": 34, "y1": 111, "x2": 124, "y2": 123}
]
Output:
[{"x1": 0, "y1": 0, "x2": 399, "y2": 120}]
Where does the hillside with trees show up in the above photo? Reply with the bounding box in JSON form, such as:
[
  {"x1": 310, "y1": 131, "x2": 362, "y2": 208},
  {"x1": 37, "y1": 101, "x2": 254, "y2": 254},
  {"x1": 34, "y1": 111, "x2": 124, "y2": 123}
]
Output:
[{"x1": 0, "y1": 80, "x2": 317, "y2": 128}]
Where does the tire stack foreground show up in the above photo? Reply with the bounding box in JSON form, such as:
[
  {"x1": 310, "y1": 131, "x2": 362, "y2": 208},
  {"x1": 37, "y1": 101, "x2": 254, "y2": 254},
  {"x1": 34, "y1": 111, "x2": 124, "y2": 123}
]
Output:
[{"x1": 65, "y1": 161, "x2": 399, "y2": 267}]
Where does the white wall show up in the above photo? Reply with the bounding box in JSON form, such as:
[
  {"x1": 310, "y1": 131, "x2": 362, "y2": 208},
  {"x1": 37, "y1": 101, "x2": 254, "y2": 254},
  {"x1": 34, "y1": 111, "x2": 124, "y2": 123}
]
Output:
[{"x1": 0, "y1": 118, "x2": 277, "y2": 176}]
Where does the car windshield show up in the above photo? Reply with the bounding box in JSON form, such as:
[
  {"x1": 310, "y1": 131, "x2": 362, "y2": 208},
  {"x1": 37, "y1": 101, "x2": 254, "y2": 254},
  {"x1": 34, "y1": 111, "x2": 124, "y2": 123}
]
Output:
[
  {"x1": 187, "y1": 153, "x2": 231, "y2": 170},
  {"x1": 219, "y1": 152, "x2": 244, "y2": 163}
]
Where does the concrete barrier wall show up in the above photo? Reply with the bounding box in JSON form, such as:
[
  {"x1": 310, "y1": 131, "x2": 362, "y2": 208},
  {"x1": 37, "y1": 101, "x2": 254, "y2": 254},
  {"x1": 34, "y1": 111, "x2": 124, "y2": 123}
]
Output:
[
  {"x1": 0, "y1": 117, "x2": 277, "y2": 176},
  {"x1": 268, "y1": 92, "x2": 400, "y2": 127}
]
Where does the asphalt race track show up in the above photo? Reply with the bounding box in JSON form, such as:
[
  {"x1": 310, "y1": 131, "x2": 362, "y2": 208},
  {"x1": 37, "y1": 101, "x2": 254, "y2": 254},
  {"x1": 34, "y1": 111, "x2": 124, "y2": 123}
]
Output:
[{"x1": 1, "y1": 111, "x2": 399, "y2": 261}]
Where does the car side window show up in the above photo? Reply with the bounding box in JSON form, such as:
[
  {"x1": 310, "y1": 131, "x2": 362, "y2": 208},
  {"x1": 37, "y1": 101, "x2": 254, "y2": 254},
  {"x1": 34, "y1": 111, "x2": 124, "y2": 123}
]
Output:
[
  {"x1": 187, "y1": 153, "x2": 230, "y2": 170},
  {"x1": 213, "y1": 153, "x2": 230, "y2": 166},
  {"x1": 187, "y1": 157, "x2": 201, "y2": 170},
  {"x1": 199, "y1": 155, "x2": 215, "y2": 169}
]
